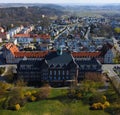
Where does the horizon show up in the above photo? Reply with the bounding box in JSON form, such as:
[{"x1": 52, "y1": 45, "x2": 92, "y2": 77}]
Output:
[{"x1": 0, "y1": 0, "x2": 120, "y2": 4}]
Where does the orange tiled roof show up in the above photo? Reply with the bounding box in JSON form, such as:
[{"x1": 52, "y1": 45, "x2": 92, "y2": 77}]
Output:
[
  {"x1": 14, "y1": 51, "x2": 48, "y2": 58},
  {"x1": 31, "y1": 34, "x2": 51, "y2": 39},
  {"x1": 14, "y1": 34, "x2": 30, "y2": 38},
  {"x1": 14, "y1": 34, "x2": 51, "y2": 39},
  {"x1": 5, "y1": 43, "x2": 49, "y2": 58},
  {"x1": 38, "y1": 34, "x2": 51, "y2": 39},
  {"x1": 5, "y1": 43, "x2": 101, "y2": 58},
  {"x1": 72, "y1": 52, "x2": 101, "y2": 57},
  {"x1": 5, "y1": 43, "x2": 19, "y2": 55}
]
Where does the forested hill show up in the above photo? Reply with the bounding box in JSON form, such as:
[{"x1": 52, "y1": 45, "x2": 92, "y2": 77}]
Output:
[{"x1": 0, "y1": 6, "x2": 64, "y2": 25}]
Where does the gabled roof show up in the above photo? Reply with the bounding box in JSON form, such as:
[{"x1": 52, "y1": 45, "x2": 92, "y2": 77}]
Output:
[
  {"x1": 14, "y1": 34, "x2": 51, "y2": 40},
  {"x1": 45, "y1": 51, "x2": 73, "y2": 66},
  {"x1": 5, "y1": 43, "x2": 112, "y2": 59},
  {"x1": 5, "y1": 43, "x2": 48, "y2": 58},
  {"x1": 99, "y1": 43, "x2": 113, "y2": 56},
  {"x1": 14, "y1": 34, "x2": 30, "y2": 38},
  {"x1": 5, "y1": 43, "x2": 19, "y2": 55},
  {"x1": 14, "y1": 51, "x2": 48, "y2": 58}
]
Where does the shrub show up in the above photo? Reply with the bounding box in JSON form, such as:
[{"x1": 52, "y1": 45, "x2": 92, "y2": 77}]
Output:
[
  {"x1": 25, "y1": 91, "x2": 32, "y2": 97},
  {"x1": 90, "y1": 101, "x2": 110, "y2": 110},
  {"x1": 2, "y1": 96, "x2": 27, "y2": 110},
  {"x1": 90, "y1": 102, "x2": 105, "y2": 110},
  {"x1": 34, "y1": 85, "x2": 51, "y2": 100},
  {"x1": 0, "y1": 98, "x2": 6, "y2": 109},
  {"x1": 28, "y1": 96, "x2": 36, "y2": 102},
  {"x1": 31, "y1": 90, "x2": 37, "y2": 95},
  {"x1": 0, "y1": 82, "x2": 12, "y2": 91},
  {"x1": 0, "y1": 67, "x2": 5, "y2": 75},
  {"x1": 15, "y1": 79, "x2": 27, "y2": 87},
  {"x1": 105, "y1": 104, "x2": 120, "y2": 115},
  {"x1": 89, "y1": 93, "x2": 106, "y2": 105},
  {"x1": 76, "y1": 93, "x2": 82, "y2": 99},
  {"x1": 67, "y1": 88, "x2": 76, "y2": 99},
  {"x1": 14, "y1": 104, "x2": 20, "y2": 111},
  {"x1": 104, "y1": 90, "x2": 119, "y2": 103},
  {"x1": 11, "y1": 87, "x2": 25, "y2": 99},
  {"x1": 104, "y1": 101, "x2": 110, "y2": 108}
]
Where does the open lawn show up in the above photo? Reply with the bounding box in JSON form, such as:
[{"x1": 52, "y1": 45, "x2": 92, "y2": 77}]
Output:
[{"x1": 0, "y1": 89, "x2": 109, "y2": 115}]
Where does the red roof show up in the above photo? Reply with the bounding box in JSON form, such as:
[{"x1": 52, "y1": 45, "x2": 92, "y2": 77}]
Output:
[
  {"x1": 38, "y1": 34, "x2": 51, "y2": 39},
  {"x1": 14, "y1": 34, "x2": 51, "y2": 39},
  {"x1": 14, "y1": 34, "x2": 30, "y2": 38},
  {"x1": 5, "y1": 43, "x2": 49, "y2": 58},
  {"x1": 5, "y1": 43, "x2": 19, "y2": 55},
  {"x1": 5, "y1": 43, "x2": 102, "y2": 58},
  {"x1": 14, "y1": 51, "x2": 48, "y2": 58}
]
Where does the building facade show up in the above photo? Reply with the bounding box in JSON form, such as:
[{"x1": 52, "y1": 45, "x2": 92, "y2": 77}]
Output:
[{"x1": 17, "y1": 50, "x2": 102, "y2": 86}]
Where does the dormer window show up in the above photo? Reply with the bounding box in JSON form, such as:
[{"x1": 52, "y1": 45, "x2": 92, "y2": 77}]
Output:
[{"x1": 56, "y1": 64, "x2": 61, "y2": 68}]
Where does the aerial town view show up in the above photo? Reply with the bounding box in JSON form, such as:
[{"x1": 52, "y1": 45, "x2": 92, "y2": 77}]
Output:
[{"x1": 0, "y1": 0, "x2": 120, "y2": 115}]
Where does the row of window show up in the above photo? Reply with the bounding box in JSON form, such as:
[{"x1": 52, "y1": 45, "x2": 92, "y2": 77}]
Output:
[
  {"x1": 49, "y1": 70, "x2": 69, "y2": 75},
  {"x1": 49, "y1": 76, "x2": 70, "y2": 80}
]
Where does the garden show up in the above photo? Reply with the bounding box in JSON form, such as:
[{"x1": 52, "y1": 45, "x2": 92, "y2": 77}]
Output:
[{"x1": 0, "y1": 79, "x2": 120, "y2": 115}]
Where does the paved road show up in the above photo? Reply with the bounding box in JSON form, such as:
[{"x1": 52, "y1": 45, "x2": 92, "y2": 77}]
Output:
[
  {"x1": 84, "y1": 26, "x2": 90, "y2": 39},
  {"x1": 112, "y1": 37, "x2": 120, "y2": 52},
  {"x1": 102, "y1": 64, "x2": 120, "y2": 77},
  {"x1": 102, "y1": 64, "x2": 120, "y2": 94},
  {"x1": 0, "y1": 64, "x2": 17, "y2": 76}
]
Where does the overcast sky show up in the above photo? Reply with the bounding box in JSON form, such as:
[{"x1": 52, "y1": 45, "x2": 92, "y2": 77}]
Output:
[{"x1": 0, "y1": 0, "x2": 120, "y2": 4}]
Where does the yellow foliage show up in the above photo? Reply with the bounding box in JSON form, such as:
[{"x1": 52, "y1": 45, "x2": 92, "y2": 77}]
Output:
[
  {"x1": 101, "y1": 104, "x2": 105, "y2": 110},
  {"x1": 31, "y1": 90, "x2": 37, "y2": 94},
  {"x1": 25, "y1": 91, "x2": 31, "y2": 96},
  {"x1": 102, "y1": 95, "x2": 107, "y2": 101},
  {"x1": 15, "y1": 104, "x2": 20, "y2": 111},
  {"x1": 104, "y1": 101, "x2": 110, "y2": 107},
  {"x1": 91, "y1": 101, "x2": 110, "y2": 110},
  {"x1": 114, "y1": 27, "x2": 120, "y2": 33},
  {"x1": 92, "y1": 102, "x2": 104, "y2": 110},
  {"x1": 30, "y1": 96, "x2": 36, "y2": 102}
]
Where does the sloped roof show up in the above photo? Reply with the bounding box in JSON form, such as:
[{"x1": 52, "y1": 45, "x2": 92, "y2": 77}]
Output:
[
  {"x1": 45, "y1": 51, "x2": 73, "y2": 66},
  {"x1": 14, "y1": 34, "x2": 30, "y2": 38},
  {"x1": 14, "y1": 34, "x2": 51, "y2": 39},
  {"x1": 5, "y1": 43, "x2": 19, "y2": 55},
  {"x1": 99, "y1": 43, "x2": 113, "y2": 56},
  {"x1": 14, "y1": 51, "x2": 48, "y2": 58}
]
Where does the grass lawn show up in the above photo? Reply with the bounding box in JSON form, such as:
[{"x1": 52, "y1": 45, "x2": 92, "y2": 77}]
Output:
[{"x1": 0, "y1": 89, "x2": 109, "y2": 115}]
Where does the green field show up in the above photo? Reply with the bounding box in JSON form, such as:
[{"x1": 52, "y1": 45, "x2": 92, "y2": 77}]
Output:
[{"x1": 0, "y1": 89, "x2": 109, "y2": 115}]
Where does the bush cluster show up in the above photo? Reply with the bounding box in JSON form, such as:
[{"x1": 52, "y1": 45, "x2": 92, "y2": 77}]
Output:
[
  {"x1": 104, "y1": 103, "x2": 120, "y2": 115},
  {"x1": 0, "y1": 84, "x2": 51, "y2": 111},
  {"x1": 90, "y1": 101, "x2": 110, "y2": 110}
]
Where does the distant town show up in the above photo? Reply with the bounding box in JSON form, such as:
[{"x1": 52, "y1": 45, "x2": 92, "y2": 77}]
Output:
[{"x1": 0, "y1": 3, "x2": 120, "y2": 115}]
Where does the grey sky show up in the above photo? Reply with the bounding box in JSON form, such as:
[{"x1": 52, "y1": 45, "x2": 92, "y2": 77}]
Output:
[{"x1": 0, "y1": 0, "x2": 120, "y2": 4}]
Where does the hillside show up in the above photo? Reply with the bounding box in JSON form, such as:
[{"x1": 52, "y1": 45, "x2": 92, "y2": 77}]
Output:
[{"x1": 0, "y1": 6, "x2": 64, "y2": 26}]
